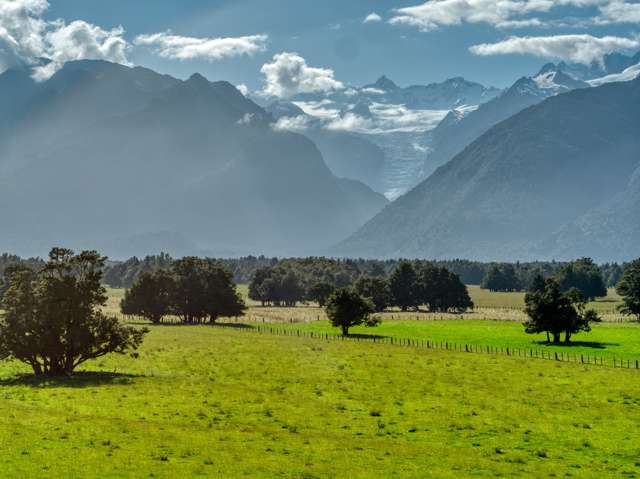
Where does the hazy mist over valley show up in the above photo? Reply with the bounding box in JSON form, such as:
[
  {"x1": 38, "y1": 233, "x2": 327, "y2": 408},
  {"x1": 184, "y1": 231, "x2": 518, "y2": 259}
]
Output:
[{"x1": 1, "y1": 0, "x2": 639, "y2": 262}]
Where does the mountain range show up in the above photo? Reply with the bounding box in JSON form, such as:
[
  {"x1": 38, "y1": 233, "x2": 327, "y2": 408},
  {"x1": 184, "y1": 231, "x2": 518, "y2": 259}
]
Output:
[
  {"x1": 335, "y1": 74, "x2": 640, "y2": 262},
  {"x1": 0, "y1": 60, "x2": 387, "y2": 258}
]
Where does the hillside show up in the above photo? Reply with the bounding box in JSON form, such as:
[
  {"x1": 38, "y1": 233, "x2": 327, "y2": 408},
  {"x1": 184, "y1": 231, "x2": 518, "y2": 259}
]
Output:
[
  {"x1": 0, "y1": 61, "x2": 387, "y2": 258},
  {"x1": 334, "y1": 77, "x2": 640, "y2": 261},
  {"x1": 424, "y1": 68, "x2": 589, "y2": 173}
]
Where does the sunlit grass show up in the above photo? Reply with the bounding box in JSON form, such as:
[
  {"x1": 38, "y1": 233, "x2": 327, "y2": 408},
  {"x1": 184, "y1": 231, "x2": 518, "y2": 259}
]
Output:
[{"x1": 1, "y1": 327, "x2": 640, "y2": 477}]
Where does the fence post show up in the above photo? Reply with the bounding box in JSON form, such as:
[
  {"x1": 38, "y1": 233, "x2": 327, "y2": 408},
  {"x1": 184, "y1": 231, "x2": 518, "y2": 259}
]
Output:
[{"x1": 555, "y1": 352, "x2": 558, "y2": 361}]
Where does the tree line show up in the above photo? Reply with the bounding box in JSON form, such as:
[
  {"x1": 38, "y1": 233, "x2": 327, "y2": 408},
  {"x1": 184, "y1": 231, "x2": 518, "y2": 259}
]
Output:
[
  {"x1": 482, "y1": 257, "x2": 609, "y2": 300},
  {"x1": 88, "y1": 255, "x2": 625, "y2": 289},
  {"x1": 249, "y1": 260, "x2": 473, "y2": 314}
]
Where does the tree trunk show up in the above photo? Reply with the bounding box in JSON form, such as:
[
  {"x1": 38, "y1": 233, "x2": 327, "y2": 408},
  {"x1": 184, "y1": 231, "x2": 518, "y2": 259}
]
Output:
[
  {"x1": 341, "y1": 326, "x2": 349, "y2": 336},
  {"x1": 564, "y1": 331, "x2": 571, "y2": 344},
  {"x1": 546, "y1": 331, "x2": 550, "y2": 343},
  {"x1": 553, "y1": 333, "x2": 561, "y2": 345}
]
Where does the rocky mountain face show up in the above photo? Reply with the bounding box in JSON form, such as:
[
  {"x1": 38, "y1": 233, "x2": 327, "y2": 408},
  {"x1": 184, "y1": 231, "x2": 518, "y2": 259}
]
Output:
[
  {"x1": 334, "y1": 76, "x2": 640, "y2": 261},
  {"x1": 260, "y1": 75, "x2": 502, "y2": 198},
  {"x1": 0, "y1": 60, "x2": 387, "y2": 258}
]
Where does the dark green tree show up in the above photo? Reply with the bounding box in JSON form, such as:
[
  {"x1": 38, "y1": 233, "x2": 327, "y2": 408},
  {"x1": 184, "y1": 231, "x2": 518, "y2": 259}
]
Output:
[
  {"x1": 171, "y1": 257, "x2": 209, "y2": 323},
  {"x1": 556, "y1": 258, "x2": 607, "y2": 301},
  {"x1": 0, "y1": 248, "x2": 147, "y2": 376},
  {"x1": 481, "y1": 264, "x2": 522, "y2": 292},
  {"x1": 616, "y1": 259, "x2": 640, "y2": 321},
  {"x1": 121, "y1": 270, "x2": 175, "y2": 323},
  {"x1": 201, "y1": 261, "x2": 246, "y2": 322},
  {"x1": 171, "y1": 258, "x2": 245, "y2": 323},
  {"x1": 307, "y1": 282, "x2": 335, "y2": 307},
  {"x1": 389, "y1": 261, "x2": 418, "y2": 311},
  {"x1": 325, "y1": 288, "x2": 378, "y2": 336},
  {"x1": 524, "y1": 279, "x2": 600, "y2": 344},
  {"x1": 355, "y1": 276, "x2": 392, "y2": 312},
  {"x1": 415, "y1": 264, "x2": 473, "y2": 313}
]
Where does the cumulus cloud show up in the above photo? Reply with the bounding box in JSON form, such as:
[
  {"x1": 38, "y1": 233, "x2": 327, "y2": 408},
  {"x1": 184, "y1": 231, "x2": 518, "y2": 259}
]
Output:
[
  {"x1": 388, "y1": 0, "x2": 622, "y2": 30},
  {"x1": 272, "y1": 115, "x2": 311, "y2": 132},
  {"x1": 260, "y1": 52, "x2": 344, "y2": 98},
  {"x1": 134, "y1": 32, "x2": 268, "y2": 61},
  {"x1": 236, "y1": 83, "x2": 249, "y2": 96},
  {"x1": 598, "y1": 0, "x2": 640, "y2": 23},
  {"x1": 33, "y1": 20, "x2": 129, "y2": 80},
  {"x1": 469, "y1": 34, "x2": 640, "y2": 65},
  {"x1": 364, "y1": 12, "x2": 383, "y2": 23},
  {"x1": 0, "y1": 0, "x2": 130, "y2": 80}
]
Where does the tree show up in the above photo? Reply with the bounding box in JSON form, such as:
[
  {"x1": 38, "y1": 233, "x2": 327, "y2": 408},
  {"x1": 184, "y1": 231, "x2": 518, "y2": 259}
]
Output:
[
  {"x1": 325, "y1": 288, "x2": 378, "y2": 336},
  {"x1": 355, "y1": 276, "x2": 391, "y2": 312},
  {"x1": 481, "y1": 264, "x2": 522, "y2": 292},
  {"x1": 121, "y1": 270, "x2": 175, "y2": 323},
  {"x1": 616, "y1": 259, "x2": 640, "y2": 321},
  {"x1": 556, "y1": 258, "x2": 607, "y2": 301},
  {"x1": 307, "y1": 282, "x2": 335, "y2": 307},
  {"x1": 201, "y1": 261, "x2": 246, "y2": 322},
  {"x1": 0, "y1": 248, "x2": 147, "y2": 376},
  {"x1": 171, "y1": 258, "x2": 245, "y2": 323},
  {"x1": 389, "y1": 261, "x2": 418, "y2": 311},
  {"x1": 523, "y1": 279, "x2": 600, "y2": 344},
  {"x1": 171, "y1": 257, "x2": 209, "y2": 323},
  {"x1": 279, "y1": 270, "x2": 305, "y2": 307},
  {"x1": 415, "y1": 264, "x2": 473, "y2": 313}
]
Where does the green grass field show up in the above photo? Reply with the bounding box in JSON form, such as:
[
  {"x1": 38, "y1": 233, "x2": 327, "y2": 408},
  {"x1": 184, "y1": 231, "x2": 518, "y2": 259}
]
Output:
[
  {"x1": 273, "y1": 319, "x2": 640, "y2": 362},
  {"x1": 2, "y1": 326, "x2": 640, "y2": 478}
]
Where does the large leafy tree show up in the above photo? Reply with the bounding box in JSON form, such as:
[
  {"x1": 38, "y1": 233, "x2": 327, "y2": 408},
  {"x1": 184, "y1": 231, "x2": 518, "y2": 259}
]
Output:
[
  {"x1": 307, "y1": 282, "x2": 335, "y2": 307},
  {"x1": 415, "y1": 264, "x2": 474, "y2": 313},
  {"x1": 325, "y1": 288, "x2": 378, "y2": 336},
  {"x1": 616, "y1": 259, "x2": 640, "y2": 321},
  {"x1": 171, "y1": 258, "x2": 245, "y2": 323},
  {"x1": 556, "y1": 257, "x2": 607, "y2": 301},
  {"x1": 389, "y1": 261, "x2": 418, "y2": 311},
  {"x1": 481, "y1": 264, "x2": 522, "y2": 292},
  {"x1": 201, "y1": 261, "x2": 246, "y2": 322},
  {"x1": 0, "y1": 248, "x2": 147, "y2": 377},
  {"x1": 121, "y1": 270, "x2": 175, "y2": 323},
  {"x1": 355, "y1": 276, "x2": 392, "y2": 312},
  {"x1": 524, "y1": 279, "x2": 600, "y2": 344}
]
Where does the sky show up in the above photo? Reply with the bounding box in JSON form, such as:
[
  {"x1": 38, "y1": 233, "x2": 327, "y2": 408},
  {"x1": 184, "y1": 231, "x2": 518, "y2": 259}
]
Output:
[{"x1": 2, "y1": 0, "x2": 640, "y2": 93}]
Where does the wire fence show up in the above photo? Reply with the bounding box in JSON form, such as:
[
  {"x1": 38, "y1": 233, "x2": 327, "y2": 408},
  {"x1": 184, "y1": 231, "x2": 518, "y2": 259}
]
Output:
[{"x1": 211, "y1": 321, "x2": 640, "y2": 371}]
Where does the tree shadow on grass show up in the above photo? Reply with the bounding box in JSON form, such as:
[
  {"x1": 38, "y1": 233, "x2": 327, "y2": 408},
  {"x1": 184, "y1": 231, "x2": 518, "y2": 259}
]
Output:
[
  {"x1": 210, "y1": 322, "x2": 254, "y2": 330},
  {"x1": 344, "y1": 333, "x2": 388, "y2": 340},
  {"x1": 534, "y1": 341, "x2": 618, "y2": 350},
  {"x1": 0, "y1": 371, "x2": 144, "y2": 388}
]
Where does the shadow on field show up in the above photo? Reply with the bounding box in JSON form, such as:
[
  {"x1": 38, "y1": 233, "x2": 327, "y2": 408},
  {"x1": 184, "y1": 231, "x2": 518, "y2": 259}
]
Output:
[
  {"x1": 211, "y1": 322, "x2": 254, "y2": 330},
  {"x1": 0, "y1": 371, "x2": 144, "y2": 388},
  {"x1": 345, "y1": 333, "x2": 388, "y2": 340},
  {"x1": 535, "y1": 341, "x2": 618, "y2": 350}
]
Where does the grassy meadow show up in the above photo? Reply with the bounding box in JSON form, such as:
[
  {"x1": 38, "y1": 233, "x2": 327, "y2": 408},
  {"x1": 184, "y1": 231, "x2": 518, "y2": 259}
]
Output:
[
  {"x1": 1, "y1": 285, "x2": 638, "y2": 477},
  {"x1": 2, "y1": 327, "x2": 640, "y2": 478}
]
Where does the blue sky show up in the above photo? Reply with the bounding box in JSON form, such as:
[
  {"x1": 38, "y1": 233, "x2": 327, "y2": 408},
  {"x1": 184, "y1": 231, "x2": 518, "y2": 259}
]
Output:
[{"x1": 4, "y1": 0, "x2": 640, "y2": 91}]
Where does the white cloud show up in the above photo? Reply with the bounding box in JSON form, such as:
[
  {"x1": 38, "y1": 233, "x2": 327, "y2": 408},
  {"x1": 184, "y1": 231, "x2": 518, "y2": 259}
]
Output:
[
  {"x1": 364, "y1": 12, "x2": 383, "y2": 23},
  {"x1": 325, "y1": 112, "x2": 375, "y2": 133},
  {"x1": 469, "y1": 34, "x2": 640, "y2": 64},
  {"x1": 134, "y1": 32, "x2": 267, "y2": 61},
  {"x1": 260, "y1": 52, "x2": 344, "y2": 98},
  {"x1": 236, "y1": 83, "x2": 249, "y2": 96},
  {"x1": 598, "y1": 0, "x2": 640, "y2": 23},
  {"x1": 33, "y1": 20, "x2": 129, "y2": 81},
  {"x1": 0, "y1": 0, "x2": 131, "y2": 80},
  {"x1": 272, "y1": 115, "x2": 310, "y2": 132},
  {"x1": 388, "y1": 0, "x2": 614, "y2": 30}
]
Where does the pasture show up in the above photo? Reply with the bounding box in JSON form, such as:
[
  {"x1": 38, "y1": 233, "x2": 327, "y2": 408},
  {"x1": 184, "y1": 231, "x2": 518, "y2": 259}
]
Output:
[{"x1": 2, "y1": 327, "x2": 640, "y2": 478}]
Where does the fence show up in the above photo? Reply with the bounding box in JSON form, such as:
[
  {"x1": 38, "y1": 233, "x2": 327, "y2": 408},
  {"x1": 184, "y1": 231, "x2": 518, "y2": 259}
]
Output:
[{"x1": 210, "y1": 322, "x2": 640, "y2": 371}]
